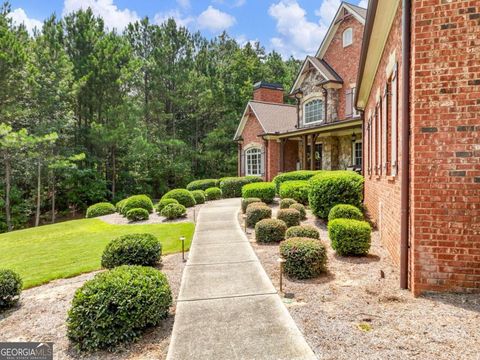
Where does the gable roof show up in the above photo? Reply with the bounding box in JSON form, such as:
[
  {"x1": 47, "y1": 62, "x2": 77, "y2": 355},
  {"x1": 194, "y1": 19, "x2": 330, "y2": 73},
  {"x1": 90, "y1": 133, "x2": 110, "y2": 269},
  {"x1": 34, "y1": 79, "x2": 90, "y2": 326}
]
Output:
[
  {"x1": 315, "y1": 1, "x2": 367, "y2": 59},
  {"x1": 234, "y1": 101, "x2": 297, "y2": 140},
  {"x1": 289, "y1": 56, "x2": 343, "y2": 94}
]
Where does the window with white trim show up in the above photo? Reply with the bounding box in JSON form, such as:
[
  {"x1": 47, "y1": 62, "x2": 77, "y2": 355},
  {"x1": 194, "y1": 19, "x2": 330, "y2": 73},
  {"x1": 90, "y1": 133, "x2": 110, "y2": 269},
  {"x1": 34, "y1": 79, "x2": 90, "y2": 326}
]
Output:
[
  {"x1": 353, "y1": 140, "x2": 362, "y2": 168},
  {"x1": 304, "y1": 99, "x2": 324, "y2": 124},
  {"x1": 245, "y1": 147, "x2": 263, "y2": 176},
  {"x1": 343, "y1": 28, "x2": 353, "y2": 47}
]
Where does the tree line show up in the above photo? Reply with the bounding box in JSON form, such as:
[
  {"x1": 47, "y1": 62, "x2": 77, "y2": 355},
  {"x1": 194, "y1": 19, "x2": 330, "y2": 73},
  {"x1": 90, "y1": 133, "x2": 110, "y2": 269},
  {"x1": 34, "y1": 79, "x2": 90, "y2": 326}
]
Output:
[{"x1": 0, "y1": 2, "x2": 300, "y2": 232}]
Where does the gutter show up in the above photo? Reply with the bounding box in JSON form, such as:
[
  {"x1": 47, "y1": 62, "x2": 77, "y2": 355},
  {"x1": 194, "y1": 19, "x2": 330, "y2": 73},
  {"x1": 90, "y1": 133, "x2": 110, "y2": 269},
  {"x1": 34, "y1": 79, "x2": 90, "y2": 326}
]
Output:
[{"x1": 400, "y1": 0, "x2": 411, "y2": 290}]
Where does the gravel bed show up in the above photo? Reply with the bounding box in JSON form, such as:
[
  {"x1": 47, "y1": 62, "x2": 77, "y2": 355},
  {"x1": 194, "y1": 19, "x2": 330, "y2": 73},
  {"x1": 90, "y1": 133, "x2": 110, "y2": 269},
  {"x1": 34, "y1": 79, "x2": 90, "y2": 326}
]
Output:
[
  {"x1": 242, "y1": 199, "x2": 480, "y2": 360},
  {"x1": 0, "y1": 253, "x2": 187, "y2": 360},
  {"x1": 98, "y1": 205, "x2": 202, "y2": 225}
]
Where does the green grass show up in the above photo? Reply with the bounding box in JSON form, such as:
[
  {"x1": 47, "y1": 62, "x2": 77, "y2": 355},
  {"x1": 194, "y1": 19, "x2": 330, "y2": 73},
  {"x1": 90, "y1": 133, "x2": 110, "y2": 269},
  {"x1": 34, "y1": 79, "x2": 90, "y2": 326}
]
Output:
[{"x1": 0, "y1": 219, "x2": 195, "y2": 289}]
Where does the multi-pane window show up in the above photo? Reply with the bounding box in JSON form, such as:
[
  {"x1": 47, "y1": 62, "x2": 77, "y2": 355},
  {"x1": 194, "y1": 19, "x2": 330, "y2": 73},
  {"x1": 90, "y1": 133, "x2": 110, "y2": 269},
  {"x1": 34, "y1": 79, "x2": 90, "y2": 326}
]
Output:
[
  {"x1": 353, "y1": 141, "x2": 362, "y2": 168},
  {"x1": 304, "y1": 99, "x2": 324, "y2": 124},
  {"x1": 245, "y1": 148, "x2": 262, "y2": 176},
  {"x1": 343, "y1": 28, "x2": 353, "y2": 47}
]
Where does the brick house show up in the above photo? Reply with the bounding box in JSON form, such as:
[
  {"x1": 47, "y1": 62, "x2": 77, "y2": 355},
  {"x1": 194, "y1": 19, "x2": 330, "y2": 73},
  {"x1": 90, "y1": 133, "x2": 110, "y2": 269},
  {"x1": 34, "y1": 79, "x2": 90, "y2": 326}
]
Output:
[
  {"x1": 234, "y1": 2, "x2": 366, "y2": 181},
  {"x1": 355, "y1": 0, "x2": 480, "y2": 294}
]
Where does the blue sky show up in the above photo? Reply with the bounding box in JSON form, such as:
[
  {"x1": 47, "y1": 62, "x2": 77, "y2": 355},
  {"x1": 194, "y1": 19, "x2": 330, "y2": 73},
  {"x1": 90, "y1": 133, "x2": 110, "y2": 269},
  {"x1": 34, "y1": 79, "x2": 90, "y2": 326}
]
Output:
[{"x1": 8, "y1": 0, "x2": 368, "y2": 59}]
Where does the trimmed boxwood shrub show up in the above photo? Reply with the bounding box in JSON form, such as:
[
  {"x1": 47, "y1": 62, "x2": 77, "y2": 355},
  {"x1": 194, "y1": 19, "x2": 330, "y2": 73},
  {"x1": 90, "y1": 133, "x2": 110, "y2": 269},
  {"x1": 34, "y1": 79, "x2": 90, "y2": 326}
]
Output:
[
  {"x1": 220, "y1": 176, "x2": 262, "y2": 198},
  {"x1": 205, "y1": 187, "x2": 222, "y2": 201},
  {"x1": 290, "y1": 203, "x2": 306, "y2": 220},
  {"x1": 246, "y1": 204, "x2": 272, "y2": 227},
  {"x1": 309, "y1": 171, "x2": 364, "y2": 219},
  {"x1": 280, "y1": 238, "x2": 327, "y2": 279},
  {"x1": 86, "y1": 202, "x2": 116, "y2": 218},
  {"x1": 160, "y1": 203, "x2": 187, "y2": 220},
  {"x1": 115, "y1": 198, "x2": 128, "y2": 213},
  {"x1": 67, "y1": 265, "x2": 172, "y2": 351},
  {"x1": 279, "y1": 180, "x2": 310, "y2": 205},
  {"x1": 255, "y1": 218, "x2": 287, "y2": 243},
  {"x1": 241, "y1": 197, "x2": 261, "y2": 214},
  {"x1": 241, "y1": 182, "x2": 276, "y2": 204},
  {"x1": 162, "y1": 189, "x2": 196, "y2": 208},
  {"x1": 246, "y1": 201, "x2": 267, "y2": 210},
  {"x1": 101, "y1": 234, "x2": 162, "y2": 269},
  {"x1": 276, "y1": 208, "x2": 301, "y2": 227},
  {"x1": 0, "y1": 269, "x2": 22, "y2": 309},
  {"x1": 126, "y1": 208, "x2": 149, "y2": 222},
  {"x1": 122, "y1": 195, "x2": 154, "y2": 215},
  {"x1": 328, "y1": 219, "x2": 372, "y2": 256},
  {"x1": 155, "y1": 198, "x2": 179, "y2": 213},
  {"x1": 273, "y1": 170, "x2": 323, "y2": 192},
  {"x1": 328, "y1": 204, "x2": 364, "y2": 221},
  {"x1": 285, "y1": 225, "x2": 320, "y2": 240},
  {"x1": 186, "y1": 179, "x2": 219, "y2": 191},
  {"x1": 190, "y1": 190, "x2": 206, "y2": 204},
  {"x1": 280, "y1": 198, "x2": 297, "y2": 209}
]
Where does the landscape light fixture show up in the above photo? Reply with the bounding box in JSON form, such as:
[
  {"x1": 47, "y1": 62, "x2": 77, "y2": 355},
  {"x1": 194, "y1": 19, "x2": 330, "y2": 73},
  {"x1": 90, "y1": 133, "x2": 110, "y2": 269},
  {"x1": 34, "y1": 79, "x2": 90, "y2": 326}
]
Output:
[
  {"x1": 277, "y1": 257, "x2": 286, "y2": 294},
  {"x1": 180, "y1": 236, "x2": 186, "y2": 262}
]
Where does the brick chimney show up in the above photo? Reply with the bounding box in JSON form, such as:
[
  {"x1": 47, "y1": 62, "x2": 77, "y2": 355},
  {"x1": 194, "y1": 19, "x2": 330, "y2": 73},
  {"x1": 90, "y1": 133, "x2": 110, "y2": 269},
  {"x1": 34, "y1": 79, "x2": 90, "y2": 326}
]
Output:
[{"x1": 253, "y1": 81, "x2": 284, "y2": 104}]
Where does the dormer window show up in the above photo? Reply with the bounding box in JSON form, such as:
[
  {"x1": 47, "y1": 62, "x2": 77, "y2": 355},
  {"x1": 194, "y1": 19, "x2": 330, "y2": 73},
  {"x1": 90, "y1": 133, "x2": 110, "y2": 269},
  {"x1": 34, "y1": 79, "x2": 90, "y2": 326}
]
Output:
[
  {"x1": 304, "y1": 99, "x2": 324, "y2": 124},
  {"x1": 343, "y1": 28, "x2": 353, "y2": 47}
]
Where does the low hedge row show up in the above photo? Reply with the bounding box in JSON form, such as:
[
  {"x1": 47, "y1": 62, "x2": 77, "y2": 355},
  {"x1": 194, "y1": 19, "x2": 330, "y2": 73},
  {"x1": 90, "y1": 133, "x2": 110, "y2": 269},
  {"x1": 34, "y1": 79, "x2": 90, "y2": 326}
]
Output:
[
  {"x1": 273, "y1": 170, "x2": 323, "y2": 192},
  {"x1": 186, "y1": 179, "x2": 219, "y2": 191},
  {"x1": 86, "y1": 202, "x2": 116, "y2": 218},
  {"x1": 279, "y1": 180, "x2": 310, "y2": 205},
  {"x1": 220, "y1": 176, "x2": 262, "y2": 198},
  {"x1": 280, "y1": 238, "x2": 327, "y2": 279},
  {"x1": 241, "y1": 182, "x2": 276, "y2": 203}
]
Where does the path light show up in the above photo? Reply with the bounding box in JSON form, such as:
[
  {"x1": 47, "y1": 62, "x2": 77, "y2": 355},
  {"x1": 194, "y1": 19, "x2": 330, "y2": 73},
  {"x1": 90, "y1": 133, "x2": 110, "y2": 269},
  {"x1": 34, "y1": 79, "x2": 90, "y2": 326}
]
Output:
[
  {"x1": 193, "y1": 207, "x2": 196, "y2": 222},
  {"x1": 277, "y1": 257, "x2": 286, "y2": 294},
  {"x1": 180, "y1": 236, "x2": 186, "y2": 262}
]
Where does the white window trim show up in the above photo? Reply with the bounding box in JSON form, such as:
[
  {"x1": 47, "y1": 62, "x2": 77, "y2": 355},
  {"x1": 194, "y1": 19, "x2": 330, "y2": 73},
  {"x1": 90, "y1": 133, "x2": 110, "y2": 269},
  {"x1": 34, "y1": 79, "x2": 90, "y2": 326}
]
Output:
[
  {"x1": 303, "y1": 98, "x2": 325, "y2": 125},
  {"x1": 343, "y1": 28, "x2": 353, "y2": 47},
  {"x1": 352, "y1": 140, "x2": 362, "y2": 168},
  {"x1": 245, "y1": 147, "x2": 263, "y2": 176}
]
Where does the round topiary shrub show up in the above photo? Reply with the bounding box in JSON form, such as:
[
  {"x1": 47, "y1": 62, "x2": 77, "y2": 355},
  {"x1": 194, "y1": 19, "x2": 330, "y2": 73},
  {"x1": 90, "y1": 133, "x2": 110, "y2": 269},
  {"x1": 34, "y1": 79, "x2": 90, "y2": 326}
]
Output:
[
  {"x1": 280, "y1": 237, "x2": 327, "y2": 279},
  {"x1": 280, "y1": 198, "x2": 297, "y2": 209},
  {"x1": 155, "y1": 198, "x2": 179, "y2": 213},
  {"x1": 276, "y1": 208, "x2": 301, "y2": 227},
  {"x1": 101, "y1": 233, "x2": 162, "y2": 269},
  {"x1": 246, "y1": 204, "x2": 272, "y2": 227},
  {"x1": 67, "y1": 265, "x2": 172, "y2": 351},
  {"x1": 186, "y1": 179, "x2": 219, "y2": 191},
  {"x1": 328, "y1": 219, "x2": 371, "y2": 256},
  {"x1": 246, "y1": 201, "x2": 267, "y2": 211},
  {"x1": 241, "y1": 197, "x2": 262, "y2": 214},
  {"x1": 0, "y1": 269, "x2": 22, "y2": 309},
  {"x1": 241, "y1": 182, "x2": 276, "y2": 204},
  {"x1": 255, "y1": 218, "x2": 287, "y2": 243},
  {"x1": 190, "y1": 190, "x2": 206, "y2": 205},
  {"x1": 273, "y1": 170, "x2": 323, "y2": 193},
  {"x1": 160, "y1": 203, "x2": 187, "y2": 220},
  {"x1": 219, "y1": 176, "x2": 262, "y2": 198},
  {"x1": 309, "y1": 171, "x2": 364, "y2": 219},
  {"x1": 115, "y1": 198, "x2": 128, "y2": 213},
  {"x1": 122, "y1": 195, "x2": 154, "y2": 215},
  {"x1": 328, "y1": 204, "x2": 364, "y2": 222},
  {"x1": 290, "y1": 203, "x2": 306, "y2": 220},
  {"x1": 285, "y1": 225, "x2": 320, "y2": 240},
  {"x1": 205, "y1": 187, "x2": 222, "y2": 201},
  {"x1": 86, "y1": 202, "x2": 116, "y2": 218},
  {"x1": 126, "y1": 208, "x2": 149, "y2": 222},
  {"x1": 279, "y1": 180, "x2": 311, "y2": 205},
  {"x1": 162, "y1": 189, "x2": 196, "y2": 208}
]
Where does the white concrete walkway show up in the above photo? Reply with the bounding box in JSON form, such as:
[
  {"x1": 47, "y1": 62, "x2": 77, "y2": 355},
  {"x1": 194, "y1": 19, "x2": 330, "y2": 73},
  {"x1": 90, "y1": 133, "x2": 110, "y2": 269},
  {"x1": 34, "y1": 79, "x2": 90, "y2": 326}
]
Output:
[{"x1": 166, "y1": 198, "x2": 316, "y2": 360}]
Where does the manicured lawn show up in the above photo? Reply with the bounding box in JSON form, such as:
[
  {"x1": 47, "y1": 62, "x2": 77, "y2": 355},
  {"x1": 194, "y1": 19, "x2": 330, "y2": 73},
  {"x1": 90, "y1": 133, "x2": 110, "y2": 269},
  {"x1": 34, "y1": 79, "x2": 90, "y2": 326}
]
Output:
[{"x1": 0, "y1": 219, "x2": 194, "y2": 288}]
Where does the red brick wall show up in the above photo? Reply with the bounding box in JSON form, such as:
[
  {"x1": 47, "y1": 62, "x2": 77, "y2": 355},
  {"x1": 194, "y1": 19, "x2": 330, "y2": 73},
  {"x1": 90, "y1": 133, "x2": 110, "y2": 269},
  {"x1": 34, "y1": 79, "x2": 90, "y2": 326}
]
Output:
[
  {"x1": 410, "y1": 0, "x2": 480, "y2": 294},
  {"x1": 284, "y1": 140, "x2": 299, "y2": 172},
  {"x1": 253, "y1": 87, "x2": 284, "y2": 104},
  {"x1": 323, "y1": 15, "x2": 364, "y2": 120},
  {"x1": 266, "y1": 140, "x2": 279, "y2": 181},
  {"x1": 238, "y1": 112, "x2": 265, "y2": 177}
]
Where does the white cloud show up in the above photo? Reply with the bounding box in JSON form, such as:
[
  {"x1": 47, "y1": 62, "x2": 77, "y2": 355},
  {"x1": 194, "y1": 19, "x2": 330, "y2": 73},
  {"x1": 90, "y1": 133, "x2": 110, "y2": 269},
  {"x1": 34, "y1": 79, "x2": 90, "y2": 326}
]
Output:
[
  {"x1": 176, "y1": 0, "x2": 190, "y2": 9},
  {"x1": 358, "y1": 0, "x2": 369, "y2": 8},
  {"x1": 197, "y1": 6, "x2": 235, "y2": 33},
  {"x1": 7, "y1": 8, "x2": 43, "y2": 35},
  {"x1": 154, "y1": 10, "x2": 194, "y2": 27},
  {"x1": 62, "y1": 0, "x2": 139, "y2": 31},
  {"x1": 236, "y1": 34, "x2": 259, "y2": 47}
]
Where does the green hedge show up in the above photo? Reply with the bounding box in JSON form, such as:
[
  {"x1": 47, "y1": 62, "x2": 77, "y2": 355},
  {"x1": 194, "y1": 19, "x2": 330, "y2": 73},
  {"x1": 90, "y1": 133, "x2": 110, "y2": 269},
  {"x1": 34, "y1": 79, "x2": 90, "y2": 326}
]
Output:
[
  {"x1": 122, "y1": 195, "x2": 154, "y2": 215},
  {"x1": 308, "y1": 171, "x2": 364, "y2": 219},
  {"x1": 155, "y1": 198, "x2": 179, "y2": 213},
  {"x1": 190, "y1": 190, "x2": 206, "y2": 205},
  {"x1": 115, "y1": 198, "x2": 128, "y2": 213},
  {"x1": 279, "y1": 180, "x2": 310, "y2": 205},
  {"x1": 241, "y1": 182, "x2": 276, "y2": 203},
  {"x1": 160, "y1": 203, "x2": 187, "y2": 220},
  {"x1": 241, "y1": 197, "x2": 261, "y2": 214},
  {"x1": 246, "y1": 204, "x2": 272, "y2": 227},
  {"x1": 126, "y1": 208, "x2": 149, "y2": 222},
  {"x1": 328, "y1": 204, "x2": 364, "y2": 221},
  {"x1": 277, "y1": 208, "x2": 301, "y2": 227},
  {"x1": 186, "y1": 179, "x2": 219, "y2": 191},
  {"x1": 279, "y1": 198, "x2": 296, "y2": 209},
  {"x1": 205, "y1": 187, "x2": 222, "y2": 201},
  {"x1": 328, "y1": 219, "x2": 371, "y2": 256},
  {"x1": 273, "y1": 170, "x2": 323, "y2": 192},
  {"x1": 285, "y1": 225, "x2": 320, "y2": 240},
  {"x1": 86, "y1": 202, "x2": 116, "y2": 218},
  {"x1": 220, "y1": 176, "x2": 262, "y2": 198},
  {"x1": 101, "y1": 234, "x2": 162, "y2": 269},
  {"x1": 290, "y1": 203, "x2": 306, "y2": 220},
  {"x1": 162, "y1": 189, "x2": 196, "y2": 208},
  {"x1": 280, "y1": 238, "x2": 327, "y2": 279},
  {"x1": 67, "y1": 266, "x2": 172, "y2": 351},
  {"x1": 255, "y1": 218, "x2": 287, "y2": 243},
  {"x1": 0, "y1": 269, "x2": 22, "y2": 310}
]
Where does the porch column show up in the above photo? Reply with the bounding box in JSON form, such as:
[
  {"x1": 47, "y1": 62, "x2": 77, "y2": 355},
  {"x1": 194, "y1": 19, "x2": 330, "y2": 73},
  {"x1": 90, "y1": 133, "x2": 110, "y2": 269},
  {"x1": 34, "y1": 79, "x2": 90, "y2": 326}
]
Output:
[
  {"x1": 279, "y1": 139, "x2": 285, "y2": 172},
  {"x1": 302, "y1": 135, "x2": 308, "y2": 170},
  {"x1": 310, "y1": 134, "x2": 316, "y2": 170}
]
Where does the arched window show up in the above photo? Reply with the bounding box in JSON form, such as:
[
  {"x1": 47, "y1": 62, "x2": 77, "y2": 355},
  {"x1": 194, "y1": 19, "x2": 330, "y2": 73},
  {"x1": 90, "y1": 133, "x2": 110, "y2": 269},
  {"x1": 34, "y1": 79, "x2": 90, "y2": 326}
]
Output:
[
  {"x1": 304, "y1": 99, "x2": 324, "y2": 124},
  {"x1": 245, "y1": 147, "x2": 263, "y2": 176},
  {"x1": 343, "y1": 28, "x2": 353, "y2": 47}
]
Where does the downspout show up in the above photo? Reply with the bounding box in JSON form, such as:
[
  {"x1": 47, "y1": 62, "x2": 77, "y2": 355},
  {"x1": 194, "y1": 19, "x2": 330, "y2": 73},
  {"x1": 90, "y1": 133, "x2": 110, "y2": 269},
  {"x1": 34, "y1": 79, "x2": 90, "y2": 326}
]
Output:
[{"x1": 400, "y1": 0, "x2": 411, "y2": 290}]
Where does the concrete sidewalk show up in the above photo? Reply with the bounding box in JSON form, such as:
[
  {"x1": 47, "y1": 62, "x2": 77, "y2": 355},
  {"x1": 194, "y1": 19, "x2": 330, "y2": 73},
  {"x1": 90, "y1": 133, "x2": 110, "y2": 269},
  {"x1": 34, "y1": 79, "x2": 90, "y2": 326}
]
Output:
[{"x1": 166, "y1": 198, "x2": 317, "y2": 360}]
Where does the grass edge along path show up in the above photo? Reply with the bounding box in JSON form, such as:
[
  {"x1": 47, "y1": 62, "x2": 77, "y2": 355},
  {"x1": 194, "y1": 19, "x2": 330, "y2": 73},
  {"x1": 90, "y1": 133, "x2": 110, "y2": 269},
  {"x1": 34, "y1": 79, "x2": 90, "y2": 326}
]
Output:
[{"x1": 0, "y1": 219, "x2": 195, "y2": 288}]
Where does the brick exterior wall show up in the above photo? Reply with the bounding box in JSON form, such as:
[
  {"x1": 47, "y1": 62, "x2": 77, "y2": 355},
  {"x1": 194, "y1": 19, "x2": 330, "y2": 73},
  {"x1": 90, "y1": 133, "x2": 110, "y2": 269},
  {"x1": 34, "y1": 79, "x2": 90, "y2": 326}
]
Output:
[
  {"x1": 238, "y1": 113, "x2": 265, "y2": 177},
  {"x1": 253, "y1": 87, "x2": 284, "y2": 104}
]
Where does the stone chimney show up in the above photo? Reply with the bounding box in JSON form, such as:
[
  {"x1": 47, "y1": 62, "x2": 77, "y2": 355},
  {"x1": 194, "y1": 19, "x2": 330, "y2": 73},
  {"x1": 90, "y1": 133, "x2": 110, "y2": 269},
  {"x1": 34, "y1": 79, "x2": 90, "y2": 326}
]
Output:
[{"x1": 253, "y1": 81, "x2": 284, "y2": 103}]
